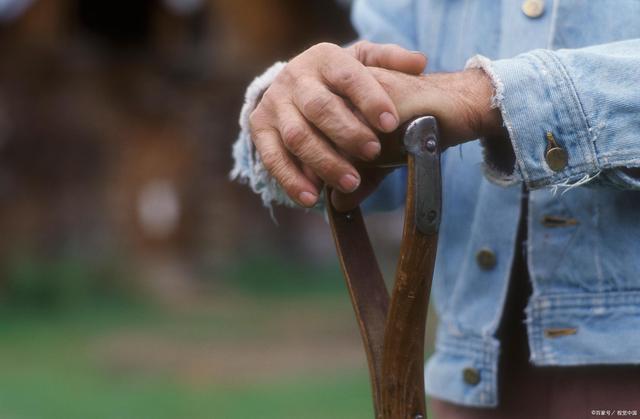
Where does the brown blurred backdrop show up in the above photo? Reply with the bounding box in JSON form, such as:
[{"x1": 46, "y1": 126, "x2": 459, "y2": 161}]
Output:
[
  {"x1": 0, "y1": 0, "x2": 362, "y2": 303},
  {"x1": 0, "y1": 2, "x2": 420, "y2": 418}
]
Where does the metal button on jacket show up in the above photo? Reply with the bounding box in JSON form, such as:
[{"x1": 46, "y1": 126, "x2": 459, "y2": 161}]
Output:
[
  {"x1": 463, "y1": 367, "x2": 481, "y2": 385},
  {"x1": 545, "y1": 132, "x2": 568, "y2": 172},
  {"x1": 546, "y1": 147, "x2": 569, "y2": 171},
  {"x1": 476, "y1": 248, "x2": 497, "y2": 270},
  {"x1": 522, "y1": 0, "x2": 545, "y2": 18}
]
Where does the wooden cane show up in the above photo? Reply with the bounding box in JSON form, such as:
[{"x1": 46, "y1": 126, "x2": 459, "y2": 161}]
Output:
[{"x1": 326, "y1": 116, "x2": 442, "y2": 419}]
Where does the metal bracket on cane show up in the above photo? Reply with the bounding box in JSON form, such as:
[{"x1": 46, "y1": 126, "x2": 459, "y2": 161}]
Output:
[{"x1": 404, "y1": 117, "x2": 442, "y2": 235}]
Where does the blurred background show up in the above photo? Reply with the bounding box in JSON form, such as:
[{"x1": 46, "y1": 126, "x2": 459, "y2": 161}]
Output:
[{"x1": 0, "y1": 1, "x2": 430, "y2": 418}]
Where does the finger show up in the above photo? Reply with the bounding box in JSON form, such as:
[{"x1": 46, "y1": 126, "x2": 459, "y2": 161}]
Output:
[
  {"x1": 315, "y1": 44, "x2": 399, "y2": 133},
  {"x1": 301, "y1": 164, "x2": 323, "y2": 190},
  {"x1": 331, "y1": 168, "x2": 391, "y2": 212},
  {"x1": 276, "y1": 102, "x2": 361, "y2": 193},
  {"x1": 348, "y1": 41, "x2": 427, "y2": 75},
  {"x1": 252, "y1": 126, "x2": 320, "y2": 207},
  {"x1": 293, "y1": 82, "x2": 380, "y2": 161}
]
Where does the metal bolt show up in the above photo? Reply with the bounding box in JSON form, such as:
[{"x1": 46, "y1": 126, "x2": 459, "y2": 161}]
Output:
[
  {"x1": 427, "y1": 210, "x2": 437, "y2": 223},
  {"x1": 414, "y1": 414, "x2": 424, "y2": 419},
  {"x1": 425, "y1": 138, "x2": 437, "y2": 152},
  {"x1": 344, "y1": 211, "x2": 354, "y2": 222}
]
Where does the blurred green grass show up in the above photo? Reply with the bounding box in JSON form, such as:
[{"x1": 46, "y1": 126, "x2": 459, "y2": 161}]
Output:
[
  {"x1": 222, "y1": 253, "x2": 346, "y2": 296},
  {"x1": 0, "y1": 253, "x2": 436, "y2": 419},
  {"x1": 0, "y1": 253, "x2": 377, "y2": 419},
  {"x1": 0, "y1": 303, "x2": 374, "y2": 419}
]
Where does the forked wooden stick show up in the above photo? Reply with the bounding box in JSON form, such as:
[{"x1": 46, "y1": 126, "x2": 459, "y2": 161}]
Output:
[{"x1": 327, "y1": 116, "x2": 442, "y2": 419}]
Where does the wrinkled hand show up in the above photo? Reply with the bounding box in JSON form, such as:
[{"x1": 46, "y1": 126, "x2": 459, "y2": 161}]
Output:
[
  {"x1": 331, "y1": 67, "x2": 505, "y2": 211},
  {"x1": 249, "y1": 41, "x2": 427, "y2": 208},
  {"x1": 367, "y1": 67, "x2": 502, "y2": 147}
]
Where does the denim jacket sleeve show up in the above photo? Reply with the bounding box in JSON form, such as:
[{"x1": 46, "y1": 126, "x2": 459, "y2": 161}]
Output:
[
  {"x1": 467, "y1": 39, "x2": 640, "y2": 191},
  {"x1": 229, "y1": 61, "x2": 296, "y2": 210}
]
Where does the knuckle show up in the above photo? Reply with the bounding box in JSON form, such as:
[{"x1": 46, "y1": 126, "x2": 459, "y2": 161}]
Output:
[
  {"x1": 270, "y1": 163, "x2": 300, "y2": 195},
  {"x1": 281, "y1": 174, "x2": 299, "y2": 193},
  {"x1": 276, "y1": 66, "x2": 301, "y2": 90},
  {"x1": 317, "y1": 159, "x2": 332, "y2": 176},
  {"x1": 313, "y1": 42, "x2": 338, "y2": 54},
  {"x1": 293, "y1": 74, "x2": 315, "y2": 91},
  {"x1": 334, "y1": 68, "x2": 356, "y2": 86},
  {"x1": 251, "y1": 126, "x2": 274, "y2": 147},
  {"x1": 300, "y1": 148, "x2": 328, "y2": 175},
  {"x1": 302, "y1": 94, "x2": 333, "y2": 121},
  {"x1": 317, "y1": 157, "x2": 340, "y2": 180},
  {"x1": 281, "y1": 122, "x2": 308, "y2": 153},
  {"x1": 259, "y1": 147, "x2": 280, "y2": 170},
  {"x1": 270, "y1": 160, "x2": 289, "y2": 183},
  {"x1": 248, "y1": 109, "x2": 262, "y2": 132},
  {"x1": 259, "y1": 87, "x2": 279, "y2": 107},
  {"x1": 342, "y1": 124, "x2": 366, "y2": 144},
  {"x1": 277, "y1": 64, "x2": 295, "y2": 82},
  {"x1": 352, "y1": 40, "x2": 370, "y2": 61}
]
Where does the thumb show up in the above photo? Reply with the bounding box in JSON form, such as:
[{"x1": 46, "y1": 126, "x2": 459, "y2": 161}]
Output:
[
  {"x1": 367, "y1": 67, "x2": 427, "y2": 124},
  {"x1": 347, "y1": 41, "x2": 427, "y2": 75}
]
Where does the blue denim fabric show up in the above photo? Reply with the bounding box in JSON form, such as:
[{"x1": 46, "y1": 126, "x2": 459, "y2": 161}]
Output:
[{"x1": 353, "y1": 0, "x2": 640, "y2": 407}]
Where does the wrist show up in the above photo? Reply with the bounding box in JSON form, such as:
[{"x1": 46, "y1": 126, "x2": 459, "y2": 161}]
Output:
[
  {"x1": 471, "y1": 70, "x2": 511, "y2": 159},
  {"x1": 461, "y1": 68, "x2": 504, "y2": 139},
  {"x1": 369, "y1": 66, "x2": 508, "y2": 147},
  {"x1": 461, "y1": 68, "x2": 515, "y2": 174},
  {"x1": 412, "y1": 69, "x2": 507, "y2": 148}
]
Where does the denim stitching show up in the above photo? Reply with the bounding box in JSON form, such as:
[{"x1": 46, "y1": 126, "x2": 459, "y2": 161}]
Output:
[{"x1": 540, "y1": 49, "x2": 597, "y2": 168}]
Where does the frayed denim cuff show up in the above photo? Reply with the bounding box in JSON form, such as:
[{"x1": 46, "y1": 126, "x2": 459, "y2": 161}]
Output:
[
  {"x1": 229, "y1": 61, "x2": 297, "y2": 210},
  {"x1": 466, "y1": 52, "x2": 599, "y2": 190}
]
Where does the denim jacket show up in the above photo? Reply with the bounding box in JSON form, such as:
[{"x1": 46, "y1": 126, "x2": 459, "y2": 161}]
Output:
[{"x1": 231, "y1": 0, "x2": 640, "y2": 408}]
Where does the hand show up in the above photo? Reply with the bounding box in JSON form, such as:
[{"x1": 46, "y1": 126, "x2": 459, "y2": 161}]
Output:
[
  {"x1": 331, "y1": 67, "x2": 506, "y2": 211},
  {"x1": 369, "y1": 67, "x2": 504, "y2": 148},
  {"x1": 248, "y1": 41, "x2": 427, "y2": 208}
]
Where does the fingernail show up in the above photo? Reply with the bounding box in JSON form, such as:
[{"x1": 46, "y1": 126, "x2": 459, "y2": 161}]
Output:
[
  {"x1": 362, "y1": 141, "x2": 381, "y2": 160},
  {"x1": 379, "y1": 112, "x2": 397, "y2": 132},
  {"x1": 298, "y1": 191, "x2": 318, "y2": 207},
  {"x1": 411, "y1": 50, "x2": 426, "y2": 57},
  {"x1": 339, "y1": 174, "x2": 360, "y2": 193}
]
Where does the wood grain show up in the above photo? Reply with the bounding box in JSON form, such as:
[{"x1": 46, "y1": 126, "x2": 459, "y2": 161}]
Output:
[{"x1": 327, "y1": 144, "x2": 439, "y2": 419}]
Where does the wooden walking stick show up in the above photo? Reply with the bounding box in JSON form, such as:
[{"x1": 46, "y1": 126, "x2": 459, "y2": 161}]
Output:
[{"x1": 327, "y1": 116, "x2": 442, "y2": 419}]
